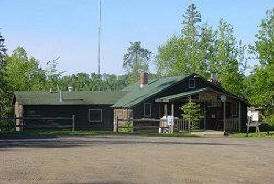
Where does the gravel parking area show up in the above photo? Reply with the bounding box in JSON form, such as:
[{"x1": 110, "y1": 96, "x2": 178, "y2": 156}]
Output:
[{"x1": 0, "y1": 135, "x2": 274, "y2": 184}]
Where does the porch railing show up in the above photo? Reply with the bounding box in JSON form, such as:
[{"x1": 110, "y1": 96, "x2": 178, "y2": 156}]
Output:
[
  {"x1": 174, "y1": 119, "x2": 189, "y2": 132},
  {"x1": 115, "y1": 118, "x2": 193, "y2": 133}
]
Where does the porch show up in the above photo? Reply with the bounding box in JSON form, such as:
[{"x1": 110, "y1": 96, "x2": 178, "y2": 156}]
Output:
[
  {"x1": 155, "y1": 88, "x2": 243, "y2": 133},
  {"x1": 114, "y1": 117, "x2": 240, "y2": 134}
]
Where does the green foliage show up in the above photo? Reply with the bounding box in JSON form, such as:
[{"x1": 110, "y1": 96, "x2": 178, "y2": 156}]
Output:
[
  {"x1": 156, "y1": 4, "x2": 247, "y2": 97},
  {"x1": 0, "y1": 45, "x2": 129, "y2": 120},
  {"x1": 0, "y1": 32, "x2": 10, "y2": 118},
  {"x1": 123, "y1": 41, "x2": 151, "y2": 84},
  {"x1": 253, "y1": 8, "x2": 274, "y2": 66},
  {"x1": 231, "y1": 132, "x2": 274, "y2": 138},
  {"x1": 0, "y1": 120, "x2": 14, "y2": 134},
  {"x1": 264, "y1": 114, "x2": 274, "y2": 130},
  {"x1": 44, "y1": 57, "x2": 64, "y2": 90},
  {"x1": 0, "y1": 32, "x2": 7, "y2": 62},
  {"x1": 246, "y1": 8, "x2": 274, "y2": 122},
  {"x1": 3, "y1": 47, "x2": 128, "y2": 93},
  {"x1": 121, "y1": 122, "x2": 133, "y2": 133},
  {"x1": 4, "y1": 47, "x2": 47, "y2": 91},
  {"x1": 180, "y1": 99, "x2": 204, "y2": 129},
  {"x1": 58, "y1": 73, "x2": 128, "y2": 91},
  {"x1": 245, "y1": 65, "x2": 273, "y2": 110},
  {"x1": 156, "y1": 4, "x2": 208, "y2": 78}
]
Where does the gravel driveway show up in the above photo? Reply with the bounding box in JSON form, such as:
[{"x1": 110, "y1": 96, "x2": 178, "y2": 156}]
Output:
[{"x1": 0, "y1": 135, "x2": 274, "y2": 184}]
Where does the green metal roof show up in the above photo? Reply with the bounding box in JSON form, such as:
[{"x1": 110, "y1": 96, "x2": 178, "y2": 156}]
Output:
[
  {"x1": 14, "y1": 91, "x2": 127, "y2": 105},
  {"x1": 155, "y1": 88, "x2": 210, "y2": 102},
  {"x1": 113, "y1": 74, "x2": 191, "y2": 108},
  {"x1": 14, "y1": 73, "x2": 248, "y2": 107}
]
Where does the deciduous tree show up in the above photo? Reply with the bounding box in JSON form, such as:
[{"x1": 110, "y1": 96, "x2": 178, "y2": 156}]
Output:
[{"x1": 247, "y1": 8, "x2": 274, "y2": 125}]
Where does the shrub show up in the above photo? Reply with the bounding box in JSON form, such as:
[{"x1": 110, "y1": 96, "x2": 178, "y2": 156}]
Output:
[
  {"x1": 121, "y1": 122, "x2": 133, "y2": 133},
  {"x1": 0, "y1": 120, "x2": 14, "y2": 134},
  {"x1": 264, "y1": 114, "x2": 274, "y2": 131},
  {"x1": 180, "y1": 99, "x2": 204, "y2": 130}
]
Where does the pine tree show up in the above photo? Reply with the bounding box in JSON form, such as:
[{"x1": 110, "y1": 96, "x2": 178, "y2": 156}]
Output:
[
  {"x1": 0, "y1": 32, "x2": 7, "y2": 63},
  {"x1": 123, "y1": 41, "x2": 151, "y2": 84},
  {"x1": 180, "y1": 99, "x2": 204, "y2": 132},
  {"x1": 182, "y1": 3, "x2": 201, "y2": 38},
  {"x1": 0, "y1": 32, "x2": 9, "y2": 117},
  {"x1": 156, "y1": 3, "x2": 208, "y2": 77}
]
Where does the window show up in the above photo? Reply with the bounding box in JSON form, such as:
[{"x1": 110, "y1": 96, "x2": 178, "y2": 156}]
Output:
[
  {"x1": 232, "y1": 103, "x2": 239, "y2": 116},
  {"x1": 189, "y1": 79, "x2": 195, "y2": 88},
  {"x1": 89, "y1": 109, "x2": 102, "y2": 122},
  {"x1": 144, "y1": 103, "x2": 151, "y2": 117}
]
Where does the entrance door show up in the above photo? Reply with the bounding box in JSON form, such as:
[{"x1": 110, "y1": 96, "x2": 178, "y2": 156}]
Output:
[{"x1": 205, "y1": 101, "x2": 223, "y2": 130}]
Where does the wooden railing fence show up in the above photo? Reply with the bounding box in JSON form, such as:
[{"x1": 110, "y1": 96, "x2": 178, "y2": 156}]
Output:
[
  {"x1": 115, "y1": 118, "x2": 192, "y2": 133},
  {"x1": 0, "y1": 115, "x2": 75, "y2": 131}
]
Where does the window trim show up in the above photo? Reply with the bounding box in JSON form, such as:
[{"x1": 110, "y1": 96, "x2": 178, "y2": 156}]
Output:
[
  {"x1": 144, "y1": 103, "x2": 152, "y2": 117},
  {"x1": 189, "y1": 79, "x2": 195, "y2": 88},
  {"x1": 89, "y1": 109, "x2": 103, "y2": 123}
]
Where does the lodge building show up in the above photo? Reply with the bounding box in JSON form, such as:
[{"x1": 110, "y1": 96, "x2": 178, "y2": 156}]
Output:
[{"x1": 13, "y1": 73, "x2": 249, "y2": 132}]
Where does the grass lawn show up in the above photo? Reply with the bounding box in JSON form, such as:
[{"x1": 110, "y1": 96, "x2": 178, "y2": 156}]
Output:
[
  {"x1": 0, "y1": 129, "x2": 198, "y2": 138},
  {"x1": 2, "y1": 129, "x2": 274, "y2": 139},
  {"x1": 230, "y1": 131, "x2": 274, "y2": 138}
]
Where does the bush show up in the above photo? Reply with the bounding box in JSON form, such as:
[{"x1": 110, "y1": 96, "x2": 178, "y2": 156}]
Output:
[
  {"x1": 264, "y1": 114, "x2": 274, "y2": 131},
  {"x1": 121, "y1": 122, "x2": 133, "y2": 133},
  {"x1": 0, "y1": 120, "x2": 14, "y2": 134}
]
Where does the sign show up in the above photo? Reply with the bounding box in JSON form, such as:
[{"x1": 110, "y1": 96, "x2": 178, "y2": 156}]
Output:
[
  {"x1": 167, "y1": 116, "x2": 174, "y2": 126},
  {"x1": 251, "y1": 111, "x2": 259, "y2": 122},
  {"x1": 199, "y1": 92, "x2": 217, "y2": 101},
  {"x1": 248, "y1": 110, "x2": 259, "y2": 122}
]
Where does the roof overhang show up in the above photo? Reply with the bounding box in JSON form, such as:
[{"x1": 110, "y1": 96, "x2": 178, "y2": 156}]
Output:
[
  {"x1": 155, "y1": 87, "x2": 249, "y2": 105},
  {"x1": 155, "y1": 88, "x2": 210, "y2": 103}
]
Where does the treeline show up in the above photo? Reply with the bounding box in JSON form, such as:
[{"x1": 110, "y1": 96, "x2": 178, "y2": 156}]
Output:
[
  {"x1": 0, "y1": 46, "x2": 131, "y2": 116},
  {"x1": 156, "y1": 5, "x2": 273, "y2": 123},
  {"x1": 0, "y1": 4, "x2": 273, "y2": 124},
  {"x1": 2, "y1": 47, "x2": 129, "y2": 92}
]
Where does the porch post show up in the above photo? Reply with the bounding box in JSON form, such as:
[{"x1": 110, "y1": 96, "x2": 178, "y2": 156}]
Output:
[
  {"x1": 221, "y1": 95, "x2": 227, "y2": 134},
  {"x1": 170, "y1": 103, "x2": 174, "y2": 133},
  {"x1": 203, "y1": 102, "x2": 206, "y2": 130},
  {"x1": 223, "y1": 101, "x2": 226, "y2": 132},
  {"x1": 238, "y1": 102, "x2": 241, "y2": 132},
  {"x1": 164, "y1": 103, "x2": 168, "y2": 116}
]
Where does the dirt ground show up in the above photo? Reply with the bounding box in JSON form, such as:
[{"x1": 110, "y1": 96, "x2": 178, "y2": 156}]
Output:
[{"x1": 0, "y1": 135, "x2": 274, "y2": 184}]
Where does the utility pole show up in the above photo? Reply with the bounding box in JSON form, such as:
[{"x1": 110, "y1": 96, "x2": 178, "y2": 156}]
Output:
[{"x1": 97, "y1": 0, "x2": 102, "y2": 75}]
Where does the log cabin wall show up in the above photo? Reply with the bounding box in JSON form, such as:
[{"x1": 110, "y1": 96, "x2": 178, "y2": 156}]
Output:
[{"x1": 22, "y1": 105, "x2": 115, "y2": 130}]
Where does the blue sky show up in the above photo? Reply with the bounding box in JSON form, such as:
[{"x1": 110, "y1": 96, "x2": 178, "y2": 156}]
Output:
[{"x1": 1, "y1": 0, "x2": 273, "y2": 75}]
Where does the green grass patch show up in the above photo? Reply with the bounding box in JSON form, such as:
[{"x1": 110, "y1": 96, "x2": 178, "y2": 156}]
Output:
[
  {"x1": 230, "y1": 131, "x2": 274, "y2": 138},
  {"x1": 1, "y1": 129, "x2": 198, "y2": 138}
]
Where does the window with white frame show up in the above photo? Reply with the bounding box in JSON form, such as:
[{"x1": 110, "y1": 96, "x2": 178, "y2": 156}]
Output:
[
  {"x1": 144, "y1": 103, "x2": 151, "y2": 117},
  {"x1": 89, "y1": 109, "x2": 102, "y2": 122},
  {"x1": 189, "y1": 79, "x2": 195, "y2": 88}
]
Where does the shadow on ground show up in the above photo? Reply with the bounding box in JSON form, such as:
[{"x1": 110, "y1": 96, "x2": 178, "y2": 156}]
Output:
[
  {"x1": 63, "y1": 182, "x2": 133, "y2": 184},
  {"x1": 0, "y1": 136, "x2": 245, "y2": 150}
]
